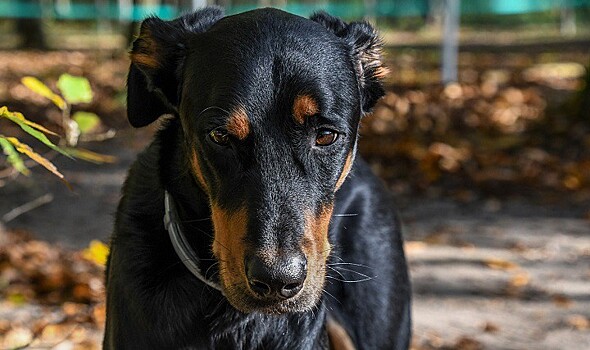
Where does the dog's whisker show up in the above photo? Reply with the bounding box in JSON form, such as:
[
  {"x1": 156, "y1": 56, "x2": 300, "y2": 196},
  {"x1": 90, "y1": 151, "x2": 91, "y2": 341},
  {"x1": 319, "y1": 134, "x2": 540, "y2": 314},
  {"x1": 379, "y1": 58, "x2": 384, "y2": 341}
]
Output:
[
  {"x1": 328, "y1": 266, "x2": 374, "y2": 280},
  {"x1": 332, "y1": 213, "x2": 358, "y2": 217},
  {"x1": 322, "y1": 289, "x2": 341, "y2": 306},
  {"x1": 180, "y1": 217, "x2": 211, "y2": 223},
  {"x1": 328, "y1": 262, "x2": 372, "y2": 269},
  {"x1": 204, "y1": 262, "x2": 220, "y2": 279},
  {"x1": 330, "y1": 255, "x2": 346, "y2": 263},
  {"x1": 326, "y1": 266, "x2": 346, "y2": 280},
  {"x1": 326, "y1": 275, "x2": 374, "y2": 283}
]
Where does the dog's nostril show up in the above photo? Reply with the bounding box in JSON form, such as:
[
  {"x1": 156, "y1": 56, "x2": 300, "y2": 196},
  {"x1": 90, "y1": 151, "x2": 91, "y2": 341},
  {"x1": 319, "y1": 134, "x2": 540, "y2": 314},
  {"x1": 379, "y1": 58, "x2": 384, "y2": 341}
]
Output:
[
  {"x1": 280, "y1": 282, "x2": 303, "y2": 299},
  {"x1": 249, "y1": 279, "x2": 271, "y2": 297}
]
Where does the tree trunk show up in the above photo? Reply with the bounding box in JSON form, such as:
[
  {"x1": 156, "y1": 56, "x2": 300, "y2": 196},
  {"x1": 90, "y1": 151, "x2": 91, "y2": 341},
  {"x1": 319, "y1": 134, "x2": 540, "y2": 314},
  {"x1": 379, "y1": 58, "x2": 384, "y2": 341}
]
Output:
[{"x1": 16, "y1": 18, "x2": 46, "y2": 50}]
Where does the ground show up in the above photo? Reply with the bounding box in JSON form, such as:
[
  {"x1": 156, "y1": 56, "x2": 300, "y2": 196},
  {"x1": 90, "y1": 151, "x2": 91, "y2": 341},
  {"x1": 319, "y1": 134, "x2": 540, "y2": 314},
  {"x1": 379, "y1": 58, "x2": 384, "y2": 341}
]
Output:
[{"x1": 0, "y1": 46, "x2": 589, "y2": 349}]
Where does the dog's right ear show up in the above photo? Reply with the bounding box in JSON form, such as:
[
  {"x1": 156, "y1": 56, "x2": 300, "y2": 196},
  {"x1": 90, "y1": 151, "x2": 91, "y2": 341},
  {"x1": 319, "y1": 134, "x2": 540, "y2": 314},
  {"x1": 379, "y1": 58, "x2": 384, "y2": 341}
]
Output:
[{"x1": 127, "y1": 7, "x2": 224, "y2": 127}]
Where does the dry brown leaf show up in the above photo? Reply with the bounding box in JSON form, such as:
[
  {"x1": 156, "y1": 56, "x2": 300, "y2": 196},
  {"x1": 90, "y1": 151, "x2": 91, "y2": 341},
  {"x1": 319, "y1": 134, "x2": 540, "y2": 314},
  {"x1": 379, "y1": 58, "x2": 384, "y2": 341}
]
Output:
[
  {"x1": 509, "y1": 272, "x2": 530, "y2": 288},
  {"x1": 454, "y1": 336, "x2": 483, "y2": 350},
  {"x1": 2, "y1": 327, "x2": 33, "y2": 348},
  {"x1": 552, "y1": 294, "x2": 574, "y2": 308},
  {"x1": 483, "y1": 258, "x2": 519, "y2": 270},
  {"x1": 404, "y1": 241, "x2": 427, "y2": 253},
  {"x1": 566, "y1": 314, "x2": 590, "y2": 330},
  {"x1": 482, "y1": 321, "x2": 500, "y2": 333},
  {"x1": 39, "y1": 323, "x2": 76, "y2": 343},
  {"x1": 92, "y1": 303, "x2": 106, "y2": 326}
]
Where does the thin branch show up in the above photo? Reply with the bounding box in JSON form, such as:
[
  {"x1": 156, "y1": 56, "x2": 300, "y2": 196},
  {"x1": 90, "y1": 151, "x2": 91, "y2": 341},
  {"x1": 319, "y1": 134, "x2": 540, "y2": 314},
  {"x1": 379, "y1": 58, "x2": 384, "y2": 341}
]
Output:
[{"x1": 2, "y1": 193, "x2": 54, "y2": 223}]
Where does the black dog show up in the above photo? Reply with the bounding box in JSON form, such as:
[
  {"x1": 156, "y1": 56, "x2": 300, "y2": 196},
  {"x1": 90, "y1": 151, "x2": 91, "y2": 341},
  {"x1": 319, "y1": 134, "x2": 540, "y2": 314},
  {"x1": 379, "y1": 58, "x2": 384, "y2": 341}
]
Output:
[{"x1": 104, "y1": 7, "x2": 410, "y2": 349}]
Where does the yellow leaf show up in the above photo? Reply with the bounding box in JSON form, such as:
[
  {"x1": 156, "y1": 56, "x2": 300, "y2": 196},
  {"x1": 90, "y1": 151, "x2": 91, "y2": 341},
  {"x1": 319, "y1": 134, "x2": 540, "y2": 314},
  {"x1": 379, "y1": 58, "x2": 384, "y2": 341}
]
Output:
[
  {"x1": 1, "y1": 107, "x2": 58, "y2": 136},
  {"x1": 66, "y1": 147, "x2": 116, "y2": 164},
  {"x1": 21, "y1": 76, "x2": 67, "y2": 110},
  {"x1": 6, "y1": 137, "x2": 65, "y2": 180},
  {"x1": 83, "y1": 240, "x2": 109, "y2": 266}
]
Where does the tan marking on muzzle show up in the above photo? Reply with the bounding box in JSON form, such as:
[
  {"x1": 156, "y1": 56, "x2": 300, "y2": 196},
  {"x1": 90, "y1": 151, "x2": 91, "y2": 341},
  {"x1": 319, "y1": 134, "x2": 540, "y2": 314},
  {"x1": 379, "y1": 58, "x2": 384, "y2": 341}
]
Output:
[
  {"x1": 293, "y1": 95, "x2": 319, "y2": 124},
  {"x1": 211, "y1": 204, "x2": 248, "y2": 287},
  {"x1": 335, "y1": 152, "x2": 353, "y2": 191},
  {"x1": 189, "y1": 150, "x2": 208, "y2": 193},
  {"x1": 226, "y1": 106, "x2": 250, "y2": 140},
  {"x1": 303, "y1": 205, "x2": 334, "y2": 262}
]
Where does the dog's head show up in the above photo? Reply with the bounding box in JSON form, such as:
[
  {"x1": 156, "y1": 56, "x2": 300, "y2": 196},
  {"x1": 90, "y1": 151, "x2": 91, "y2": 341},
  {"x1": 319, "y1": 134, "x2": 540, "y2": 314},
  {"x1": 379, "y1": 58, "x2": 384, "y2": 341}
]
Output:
[{"x1": 128, "y1": 7, "x2": 386, "y2": 314}]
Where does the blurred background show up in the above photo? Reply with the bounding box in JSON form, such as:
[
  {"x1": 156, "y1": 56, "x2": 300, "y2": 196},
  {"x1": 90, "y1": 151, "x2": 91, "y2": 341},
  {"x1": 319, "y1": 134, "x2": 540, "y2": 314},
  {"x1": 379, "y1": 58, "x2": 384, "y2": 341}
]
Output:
[{"x1": 0, "y1": 1, "x2": 589, "y2": 349}]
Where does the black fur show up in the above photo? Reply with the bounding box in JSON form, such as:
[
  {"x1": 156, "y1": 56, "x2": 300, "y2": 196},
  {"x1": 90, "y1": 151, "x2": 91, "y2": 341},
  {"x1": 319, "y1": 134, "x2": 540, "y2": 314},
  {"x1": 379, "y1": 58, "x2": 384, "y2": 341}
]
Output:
[{"x1": 105, "y1": 7, "x2": 410, "y2": 349}]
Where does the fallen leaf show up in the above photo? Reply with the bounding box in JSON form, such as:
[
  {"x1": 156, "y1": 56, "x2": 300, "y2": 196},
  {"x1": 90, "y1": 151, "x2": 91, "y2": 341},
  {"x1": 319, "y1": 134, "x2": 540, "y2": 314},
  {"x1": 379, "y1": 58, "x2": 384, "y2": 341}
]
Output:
[
  {"x1": 482, "y1": 321, "x2": 500, "y2": 333},
  {"x1": 82, "y1": 240, "x2": 109, "y2": 266},
  {"x1": 552, "y1": 294, "x2": 574, "y2": 308},
  {"x1": 566, "y1": 314, "x2": 590, "y2": 330},
  {"x1": 454, "y1": 336, "x2": 483, "y2": 350},
  {"x1": 404, "y1": 241, "x2": 427, "y2": 253},
  {"x1": 509, "y1": 272, "x2": 530, "y2": 287},
  {"x1": 483, "y1": 258, "x2": 519, "y2": 270},
  {"x1": 2, "y1": 327, "x2": 33, "y2": 348}
]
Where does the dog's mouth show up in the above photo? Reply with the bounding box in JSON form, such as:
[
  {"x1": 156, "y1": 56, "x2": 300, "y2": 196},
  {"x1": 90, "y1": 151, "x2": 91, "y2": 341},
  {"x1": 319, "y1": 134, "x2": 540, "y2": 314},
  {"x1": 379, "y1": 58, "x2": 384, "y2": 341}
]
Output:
[{"x1": 209, "y1": 205, "x2": 333, "y2": 314}]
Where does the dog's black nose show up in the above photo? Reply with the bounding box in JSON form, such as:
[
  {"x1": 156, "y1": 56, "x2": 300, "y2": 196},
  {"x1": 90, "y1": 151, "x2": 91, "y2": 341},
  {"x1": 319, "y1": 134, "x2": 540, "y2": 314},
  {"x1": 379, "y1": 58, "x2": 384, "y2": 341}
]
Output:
[{"x1": 245, "y1": 254, "x2": 307, "y2": 299}]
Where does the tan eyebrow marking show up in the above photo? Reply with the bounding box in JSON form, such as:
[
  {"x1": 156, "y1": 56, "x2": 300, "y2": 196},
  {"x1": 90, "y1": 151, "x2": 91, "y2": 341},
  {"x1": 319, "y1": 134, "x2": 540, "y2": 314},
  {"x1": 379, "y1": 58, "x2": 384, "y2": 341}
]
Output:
[
  {"x1": 293, "y1": 95, "x2": 319, "y2": 124},
  {"x1": 226, "y1": 106, "x2": 250, "y2": 140}
]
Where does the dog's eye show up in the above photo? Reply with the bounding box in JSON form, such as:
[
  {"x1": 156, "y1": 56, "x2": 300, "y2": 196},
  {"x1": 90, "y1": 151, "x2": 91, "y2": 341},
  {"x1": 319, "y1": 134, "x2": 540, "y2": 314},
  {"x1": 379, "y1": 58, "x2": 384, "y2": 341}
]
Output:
[
  {"x1": 209, "y1": 128, "x2": 230, "y2": 146},
  {"x1": 315, "y1": 128, "x2": 338, "y2": 146}
]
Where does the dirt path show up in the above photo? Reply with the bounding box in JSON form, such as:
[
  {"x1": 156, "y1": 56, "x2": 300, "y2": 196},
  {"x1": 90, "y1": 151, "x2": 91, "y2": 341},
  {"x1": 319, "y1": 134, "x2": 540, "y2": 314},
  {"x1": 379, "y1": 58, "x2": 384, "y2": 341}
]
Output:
[
  {"x1": 1, "y1": 130, "x2": 589, "y2": 349},
  {"x1": 401, "y1": 198, "x2": 590, "y2": 349}
]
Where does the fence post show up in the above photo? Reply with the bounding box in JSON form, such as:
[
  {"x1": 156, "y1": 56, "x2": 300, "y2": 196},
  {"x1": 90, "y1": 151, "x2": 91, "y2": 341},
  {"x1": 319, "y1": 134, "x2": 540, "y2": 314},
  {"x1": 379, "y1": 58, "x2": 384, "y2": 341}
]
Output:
[{"x1": 441, "y1": 0, "x2": 460, "y2": 84}]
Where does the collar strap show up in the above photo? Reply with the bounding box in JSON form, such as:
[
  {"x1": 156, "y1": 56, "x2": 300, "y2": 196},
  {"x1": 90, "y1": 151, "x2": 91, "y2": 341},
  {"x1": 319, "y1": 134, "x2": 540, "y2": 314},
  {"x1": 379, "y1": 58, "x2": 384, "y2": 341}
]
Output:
[{"x1": 163, "y1": 190, "x2": 224, "y2": 295}]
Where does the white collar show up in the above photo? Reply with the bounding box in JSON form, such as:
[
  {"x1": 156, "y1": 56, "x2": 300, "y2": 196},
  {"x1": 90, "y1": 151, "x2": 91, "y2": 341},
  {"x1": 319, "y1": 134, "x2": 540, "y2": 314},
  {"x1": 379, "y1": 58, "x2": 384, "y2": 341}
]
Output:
[{"x1": 163, "y1": 190, "x2": 224, "y2": 295}]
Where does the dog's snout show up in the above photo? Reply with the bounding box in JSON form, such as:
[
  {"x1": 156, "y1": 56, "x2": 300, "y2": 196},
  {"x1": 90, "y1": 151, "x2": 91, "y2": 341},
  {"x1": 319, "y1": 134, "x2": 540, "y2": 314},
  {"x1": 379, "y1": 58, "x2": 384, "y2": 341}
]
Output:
[{"x1": 245, "y1": 254, "x2": 307, "y2": 299}]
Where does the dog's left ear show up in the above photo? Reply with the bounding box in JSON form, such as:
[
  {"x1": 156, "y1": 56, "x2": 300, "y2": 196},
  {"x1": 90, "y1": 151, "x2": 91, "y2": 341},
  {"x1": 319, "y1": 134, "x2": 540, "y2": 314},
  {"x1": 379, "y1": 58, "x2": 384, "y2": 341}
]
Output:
[
  {"x1": 127, "y1": 7, "x2": 224, "y2": 127},
  {"x1": 310, "y1": 12, "x2": 387, "y2": 114}
]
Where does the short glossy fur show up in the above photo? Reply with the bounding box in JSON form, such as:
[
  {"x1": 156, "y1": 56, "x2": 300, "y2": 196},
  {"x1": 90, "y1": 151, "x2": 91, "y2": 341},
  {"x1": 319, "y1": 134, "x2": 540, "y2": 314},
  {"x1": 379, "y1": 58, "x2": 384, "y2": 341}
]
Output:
[{"x1": 104, "y1": 7, "x2": 411, "y2": 349}]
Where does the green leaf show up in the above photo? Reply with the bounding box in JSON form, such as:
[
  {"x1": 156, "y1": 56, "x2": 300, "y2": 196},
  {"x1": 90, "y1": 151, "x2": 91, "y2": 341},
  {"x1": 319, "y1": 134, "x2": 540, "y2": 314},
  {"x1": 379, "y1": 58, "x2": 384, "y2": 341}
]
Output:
[
  {"x1": 0, "y1": 136, "x2": 29, "y2": 175},
  {"x1": 21, "y1": 76, "x2": 67, "y2": 110},
  {"x1": 57, "y1": 74, "x2": 93, "y2": 104},
  {"x1": 1, "y1": 107, "x2": 71, "y2": 158},
  {"x1": 72, "y1": 111, "x2": 101, "y2": 134},
  {"x1": 6, "y1": 137, "x2": 66, "y2": 181},
  {"x1": 1, "y1": 106, "x2": 58, "y2": 136}
]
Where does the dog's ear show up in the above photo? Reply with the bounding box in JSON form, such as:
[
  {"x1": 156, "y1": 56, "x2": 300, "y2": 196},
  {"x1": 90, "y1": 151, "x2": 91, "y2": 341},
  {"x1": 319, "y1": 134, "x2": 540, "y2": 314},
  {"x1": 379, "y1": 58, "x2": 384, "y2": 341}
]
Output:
[
  {"x1": 127, "y1": 7, "x2": 224, "y2": 127},
  {"x1": 310, "y1": 12, "x2": 387, "y2": 114}
]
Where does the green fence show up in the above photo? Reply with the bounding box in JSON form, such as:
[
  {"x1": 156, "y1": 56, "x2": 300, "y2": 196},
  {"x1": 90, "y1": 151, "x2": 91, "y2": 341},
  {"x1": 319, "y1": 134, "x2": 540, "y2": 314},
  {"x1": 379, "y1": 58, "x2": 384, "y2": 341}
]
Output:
[{"x1": 1, "y1": 0, "x2": 589, "y2": 21}]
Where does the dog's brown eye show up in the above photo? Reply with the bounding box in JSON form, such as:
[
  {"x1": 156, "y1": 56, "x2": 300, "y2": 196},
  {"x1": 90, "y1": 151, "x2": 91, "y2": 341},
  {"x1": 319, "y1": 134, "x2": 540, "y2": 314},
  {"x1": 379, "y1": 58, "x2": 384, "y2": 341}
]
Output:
[
  {"x1": 315, "y1": 129, "x2": 338, "y2": 146},
  {"x1": 209, "y1": 128, "x2": 230, "y2": 145}
]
